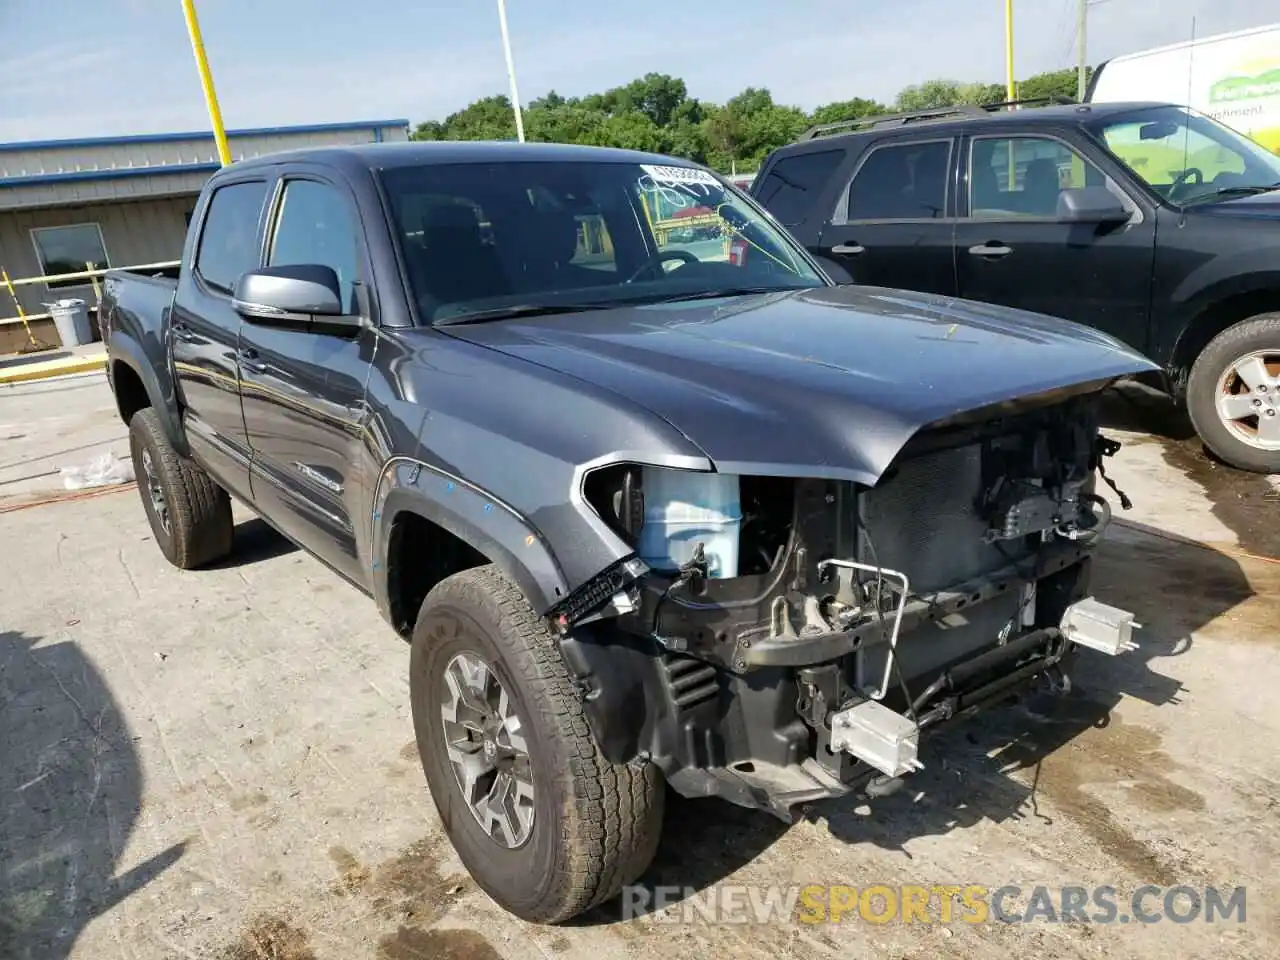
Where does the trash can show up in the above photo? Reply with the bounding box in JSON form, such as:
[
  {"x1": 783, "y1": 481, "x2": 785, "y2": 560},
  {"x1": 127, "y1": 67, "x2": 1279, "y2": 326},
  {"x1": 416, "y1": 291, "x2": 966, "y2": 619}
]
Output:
[{"x1": 45, "y1": 298, "x2": 92, "y2": 347}]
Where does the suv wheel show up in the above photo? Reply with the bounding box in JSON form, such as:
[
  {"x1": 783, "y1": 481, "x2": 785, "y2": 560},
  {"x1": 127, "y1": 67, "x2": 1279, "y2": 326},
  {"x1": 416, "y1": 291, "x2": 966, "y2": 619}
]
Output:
[
  {"x1": 409, "y1": 565, "x2": 664, "y2": 923},
  {"x1": 1186, "y1": 313, "x2": 1280, "y2": 474},
  {"x1": 127, "y1": 408, "x2": 234, "y2": 568}
]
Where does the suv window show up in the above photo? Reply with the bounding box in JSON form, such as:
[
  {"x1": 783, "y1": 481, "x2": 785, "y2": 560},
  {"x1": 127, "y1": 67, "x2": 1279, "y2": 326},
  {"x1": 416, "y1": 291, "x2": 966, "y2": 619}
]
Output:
[
  {"x1": 269, "y1": 180, "x2": 360, "y2": 313},
  {"x1": 969, "y1": 136, "x2": 1113, "y2": 218},
  {"x1": 754, "y1": 150, "x2": 844, "y2": 225},
  {"x1": 195, "y1": 180, "x2": 269, "y2": 294},
  {"x1": 846, "y1": 140, "x2": 951, "y2": 221}
]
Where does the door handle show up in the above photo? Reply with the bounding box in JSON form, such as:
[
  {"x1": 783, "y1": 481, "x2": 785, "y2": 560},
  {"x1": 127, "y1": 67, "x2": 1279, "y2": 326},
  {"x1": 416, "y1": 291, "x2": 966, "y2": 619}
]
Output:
[
  {"x1": 170, "y1": 322, "x2": 198, "y2": 343},
  {"x1": 239, "y1": 348, "x2": 268, "y2": 374},
  {"x1": 831, "y1": 243, "x2": 865, "y2": 255},
  {"x1": 968, "y1": 243, "x2": 1012, "y2": 258}
]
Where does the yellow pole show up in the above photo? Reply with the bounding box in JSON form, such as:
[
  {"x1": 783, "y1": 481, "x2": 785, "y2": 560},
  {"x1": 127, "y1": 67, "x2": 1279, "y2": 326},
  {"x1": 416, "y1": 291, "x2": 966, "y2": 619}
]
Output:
[
  {"x1": 1005, "y1": 0, "x2": 1017, "y2": 188},
  {"x1": 1005, "y1": 0, "x2": 1016, "y2": 102},
  {"x1": 1, "y1": 266, "x2": 44, "y2": 349},
  {"x1": 180, "y1": 0, "x2": 232, "y2": 166}
]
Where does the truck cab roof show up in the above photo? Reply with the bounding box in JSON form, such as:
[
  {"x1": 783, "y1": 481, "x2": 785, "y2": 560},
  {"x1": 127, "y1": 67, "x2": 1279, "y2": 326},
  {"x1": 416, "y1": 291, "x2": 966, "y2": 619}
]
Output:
[{"x1": 215, "y1": 140, "x2": 700, "y2": 179}]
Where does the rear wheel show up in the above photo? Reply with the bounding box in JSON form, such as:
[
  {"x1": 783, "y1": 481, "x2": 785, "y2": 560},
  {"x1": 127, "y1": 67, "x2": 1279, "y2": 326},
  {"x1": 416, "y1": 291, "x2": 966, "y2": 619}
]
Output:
[
  {"x1": 1186, "y1": 313, "x2": 1280, "y2": 474},
  {"x1": 127, "y1": 408, "x2": 234, "y2": 568},
  {"x1": 409, "y1": 565, "x2": 664, "y2": 923}
]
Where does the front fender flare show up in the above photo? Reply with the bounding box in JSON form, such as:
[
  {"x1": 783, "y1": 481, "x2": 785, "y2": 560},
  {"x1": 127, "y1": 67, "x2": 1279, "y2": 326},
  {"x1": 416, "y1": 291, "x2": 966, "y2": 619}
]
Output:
[{"x1": 371, "y1": 458, "x2": 570, "y2": 620}]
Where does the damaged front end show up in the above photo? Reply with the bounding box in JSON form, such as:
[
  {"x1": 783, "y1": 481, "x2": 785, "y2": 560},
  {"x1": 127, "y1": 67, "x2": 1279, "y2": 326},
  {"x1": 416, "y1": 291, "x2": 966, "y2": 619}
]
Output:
[{"x1": 549, "y1": 390, "x2": 1141, "y2": 821}]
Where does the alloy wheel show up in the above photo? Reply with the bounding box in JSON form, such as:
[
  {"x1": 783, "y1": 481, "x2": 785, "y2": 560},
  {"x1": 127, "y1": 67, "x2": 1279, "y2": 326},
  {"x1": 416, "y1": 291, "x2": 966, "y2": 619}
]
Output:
[
  {"x1": 1215, "y1": 349, "x2": 1280, "y2": 451},
  {"x1": 439, "y1": 651, "x2": 536, "y2": 848},
  {"x1": 141, "y1": 448, "x2": 170, "y2": 534}
]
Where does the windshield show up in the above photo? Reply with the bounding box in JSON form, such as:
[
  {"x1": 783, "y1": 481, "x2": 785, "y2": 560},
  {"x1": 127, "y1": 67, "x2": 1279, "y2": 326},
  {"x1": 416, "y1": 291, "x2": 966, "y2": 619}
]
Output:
[
  {"x1": 1087, "y1": 105, "x2": 1280, "y2": 205},
  {"x1": 379, "y1": 160, "x2": 824, "y2": 324}
]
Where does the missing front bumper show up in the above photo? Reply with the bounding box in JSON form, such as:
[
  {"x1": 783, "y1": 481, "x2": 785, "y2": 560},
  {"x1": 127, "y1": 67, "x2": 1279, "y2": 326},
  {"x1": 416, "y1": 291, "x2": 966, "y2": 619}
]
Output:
[{"x1": 826, "y1": 596, "x2": 1138, "y2": 779}]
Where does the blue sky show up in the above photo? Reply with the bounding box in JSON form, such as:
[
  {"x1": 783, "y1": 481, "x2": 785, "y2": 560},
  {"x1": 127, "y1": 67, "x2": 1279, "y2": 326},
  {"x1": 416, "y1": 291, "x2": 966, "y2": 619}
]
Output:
[{"x1": 0, "y1": 0, "x2": 1269, "y2": 141}]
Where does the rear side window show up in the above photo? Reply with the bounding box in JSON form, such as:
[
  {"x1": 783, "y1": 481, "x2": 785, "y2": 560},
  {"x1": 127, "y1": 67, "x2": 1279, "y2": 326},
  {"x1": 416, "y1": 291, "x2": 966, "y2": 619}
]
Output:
[
  {"x1": 754, "y1": 149, "x2": 844, "y2": 225},
  {"x1": 195, "y1": 180, "x2": 269, "y2": 293},
  {"x1": 846, "y1": 140, "x2": 952, "y2": 221}
]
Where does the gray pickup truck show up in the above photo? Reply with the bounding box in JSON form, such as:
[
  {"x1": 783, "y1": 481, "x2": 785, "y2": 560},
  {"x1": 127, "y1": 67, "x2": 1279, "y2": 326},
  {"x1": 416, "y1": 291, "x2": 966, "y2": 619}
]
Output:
[{"x1": 101, "y1": 140, "x2": 1154, "y2": 923}]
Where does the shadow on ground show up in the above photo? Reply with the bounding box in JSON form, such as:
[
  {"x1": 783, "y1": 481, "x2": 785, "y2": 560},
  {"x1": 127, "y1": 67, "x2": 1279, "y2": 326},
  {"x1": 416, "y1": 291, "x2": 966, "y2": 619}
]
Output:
[
  {"x1": 0, "y1": 630, "x2": 185, "y2": 959},
  {"x1": 1100, "y1": 382, "x2": 1278, "y2": 558},
  {"x1": 0, "y1": 351, "x2": 71, "y2": 372},
  {"x1": 208, "y1": 517, "x2": 298, "y2": 569},
  {"x1": 1098, "y1": 382, "x2": 1197, "y2": 442}
]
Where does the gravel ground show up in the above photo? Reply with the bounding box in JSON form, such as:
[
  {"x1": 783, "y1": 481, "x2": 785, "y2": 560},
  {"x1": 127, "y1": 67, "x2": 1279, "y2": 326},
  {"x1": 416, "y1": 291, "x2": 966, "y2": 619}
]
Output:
[{"x1": 1, "y1": 374, "x2": 1277, "y2": 959}]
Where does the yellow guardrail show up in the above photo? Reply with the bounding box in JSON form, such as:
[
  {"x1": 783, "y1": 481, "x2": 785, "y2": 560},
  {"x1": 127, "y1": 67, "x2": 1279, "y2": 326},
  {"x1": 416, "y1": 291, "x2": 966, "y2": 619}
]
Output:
[{"x1": 0, "y1": 260, "x2": 182, "y2": 329}]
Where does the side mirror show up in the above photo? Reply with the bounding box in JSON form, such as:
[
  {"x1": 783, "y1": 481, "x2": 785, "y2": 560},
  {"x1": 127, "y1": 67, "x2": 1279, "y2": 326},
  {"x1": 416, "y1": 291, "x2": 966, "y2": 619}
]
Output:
[
  {"x1": 232, "y1": 264, "x2": 358, "y2": 328},
  {"x1": 1057, "y1": 186, "x2": 1130, "y2": 225}
]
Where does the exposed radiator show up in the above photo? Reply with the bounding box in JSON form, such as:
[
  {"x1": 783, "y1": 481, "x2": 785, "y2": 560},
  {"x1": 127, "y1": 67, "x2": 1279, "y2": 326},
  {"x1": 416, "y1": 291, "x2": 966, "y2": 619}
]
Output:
[
  {"x1": 858, "y1": 442, "x2": 1028, "y2": 592},
  {"x1": 854, "y1": 441, "x2": 1034, "y2": 687}
]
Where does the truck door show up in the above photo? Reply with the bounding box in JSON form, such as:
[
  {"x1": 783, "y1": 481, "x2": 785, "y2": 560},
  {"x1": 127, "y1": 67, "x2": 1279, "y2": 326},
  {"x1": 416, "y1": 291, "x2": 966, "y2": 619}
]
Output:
[
  {"x1": 172, "y1": 177, "x2": 270, "y2": 502},
  {"x1": 952, "y1": 132, "x2": 1156, "y2": 352},
  {"x1": 237, "y1": 172, "x2": 374, "y2": 587},
  {"x1": 815, "y1": 136, "x2": 958, "y2": 295}
]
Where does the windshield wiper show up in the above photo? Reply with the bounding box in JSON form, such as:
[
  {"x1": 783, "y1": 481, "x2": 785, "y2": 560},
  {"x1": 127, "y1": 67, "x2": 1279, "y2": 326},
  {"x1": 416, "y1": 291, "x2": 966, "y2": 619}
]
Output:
[
  {"x1": 1195, "y1": 181, "x2": 1280, "y2": 201},
  {"x1": 650, "y1": 286, "x2": 792, "y2": 304},
  {"x1": 434, "y1": 302, "x2": 614, "y2": 326}
]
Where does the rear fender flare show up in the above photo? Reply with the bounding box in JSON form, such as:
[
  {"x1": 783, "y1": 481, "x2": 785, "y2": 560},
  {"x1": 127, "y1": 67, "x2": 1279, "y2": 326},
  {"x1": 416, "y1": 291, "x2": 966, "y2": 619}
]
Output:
[
  {"x1": 106, "y1": 334, "x2": 189, "y2": 457},
  {"x1": 371, "y1": 457, "x2": 570, "y2": 620}
]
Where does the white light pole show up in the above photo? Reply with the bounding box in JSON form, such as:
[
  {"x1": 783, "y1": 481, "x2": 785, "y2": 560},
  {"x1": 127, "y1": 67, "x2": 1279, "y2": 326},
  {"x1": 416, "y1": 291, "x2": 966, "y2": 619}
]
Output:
[
  {"x1": 1078, "y1": 0, "x2": 1111, "y2": 101},
  {"x1": 496, "y1": 0, "x2": 526, "y2": 142}
]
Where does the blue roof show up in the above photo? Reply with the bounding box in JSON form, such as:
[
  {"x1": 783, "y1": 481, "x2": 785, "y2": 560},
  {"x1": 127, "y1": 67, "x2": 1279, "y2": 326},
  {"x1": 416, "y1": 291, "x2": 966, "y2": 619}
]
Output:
[{"x1": 0, "y1": 118, "x2": 410, "y2": 154}]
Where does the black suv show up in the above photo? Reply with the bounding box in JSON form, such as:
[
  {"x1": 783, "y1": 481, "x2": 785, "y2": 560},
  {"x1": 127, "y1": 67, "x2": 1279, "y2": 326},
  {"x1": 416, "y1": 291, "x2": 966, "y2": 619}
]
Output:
[{"x1": 750, "y1": 99, "x2": 1280, "y2": 474}]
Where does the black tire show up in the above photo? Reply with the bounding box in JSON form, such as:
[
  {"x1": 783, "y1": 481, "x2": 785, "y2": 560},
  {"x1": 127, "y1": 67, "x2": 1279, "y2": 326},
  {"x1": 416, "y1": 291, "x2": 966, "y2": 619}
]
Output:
[
  {"x1": 1186, "y1": 313, "x2": 1280, "y2": 474},
  {"x1": 409, "y1": 565, "x2": 663, "y2": 924},
  {"x1": 127, "y1": 407, "x2": 234, "y2": 569}
]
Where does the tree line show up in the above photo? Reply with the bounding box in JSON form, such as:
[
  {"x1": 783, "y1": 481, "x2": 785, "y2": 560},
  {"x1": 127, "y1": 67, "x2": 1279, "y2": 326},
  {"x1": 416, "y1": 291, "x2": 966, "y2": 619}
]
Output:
[{"x1": 410, "y1": 67, "x2": 1091, "y2": 173}]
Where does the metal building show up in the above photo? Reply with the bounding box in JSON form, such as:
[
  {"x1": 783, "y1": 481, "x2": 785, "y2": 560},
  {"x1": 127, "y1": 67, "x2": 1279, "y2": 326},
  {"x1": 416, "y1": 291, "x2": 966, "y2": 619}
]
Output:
[{"x1": 0, "y1": 118, "x2": 409, "y2": 352}]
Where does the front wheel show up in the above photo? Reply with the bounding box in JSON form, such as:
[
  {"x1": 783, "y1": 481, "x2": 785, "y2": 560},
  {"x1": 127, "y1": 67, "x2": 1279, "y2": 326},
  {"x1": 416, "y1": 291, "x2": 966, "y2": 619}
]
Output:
[
  {"x1": 1186, "y1": 313, "x2": 1280, "y2": 474},
  {"x1": 409, "y1": 565, "x2": 664, "y2": 923}
]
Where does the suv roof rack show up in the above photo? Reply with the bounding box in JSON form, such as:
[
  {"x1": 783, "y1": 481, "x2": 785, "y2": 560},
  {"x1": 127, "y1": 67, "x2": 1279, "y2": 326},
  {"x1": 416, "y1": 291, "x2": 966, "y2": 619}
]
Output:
[{"x1": 797, "y1": 95, "x2": 1078, "y2": 142}]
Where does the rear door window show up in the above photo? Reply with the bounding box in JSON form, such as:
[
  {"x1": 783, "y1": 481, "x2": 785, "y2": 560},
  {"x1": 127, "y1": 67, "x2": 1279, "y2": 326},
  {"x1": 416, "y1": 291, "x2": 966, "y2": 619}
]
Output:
[
  {"x1": 845, "y1": 140, "x2": 952, "y2": 221},
  {"x1": 195, "y1": 180, "x2": 269, "y2": 293},
  {"x1": 753, "y1": 149, "x2": 845, "y2": 225}
]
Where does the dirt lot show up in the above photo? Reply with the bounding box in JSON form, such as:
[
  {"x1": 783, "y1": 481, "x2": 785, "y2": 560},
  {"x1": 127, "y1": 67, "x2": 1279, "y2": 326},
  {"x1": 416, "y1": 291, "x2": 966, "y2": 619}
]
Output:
[{"x1": 2, "y1": 373, "x2": 1278, "y2": 959}]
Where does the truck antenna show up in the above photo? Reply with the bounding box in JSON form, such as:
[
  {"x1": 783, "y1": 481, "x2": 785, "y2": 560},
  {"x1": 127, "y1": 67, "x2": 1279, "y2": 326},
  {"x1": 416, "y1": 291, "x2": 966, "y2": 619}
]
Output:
[{"x1": 1181, "y1": 16, "x2": 1197, "y2": 184}]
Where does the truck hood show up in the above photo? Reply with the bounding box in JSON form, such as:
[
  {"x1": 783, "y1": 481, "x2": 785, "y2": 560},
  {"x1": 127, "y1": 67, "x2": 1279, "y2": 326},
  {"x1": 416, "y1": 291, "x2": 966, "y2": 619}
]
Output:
[{"x1": 444, "y1": 286, "x2": 1158, "y2": 485}]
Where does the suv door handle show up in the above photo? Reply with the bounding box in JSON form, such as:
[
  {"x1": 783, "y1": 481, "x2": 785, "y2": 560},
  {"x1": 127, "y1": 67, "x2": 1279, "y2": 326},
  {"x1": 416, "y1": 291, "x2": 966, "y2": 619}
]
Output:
[
  {"x1": 968, "y1": 243, "x2": 1012, "y2": 258},
  {"x1": 171, "y1": 321, "x2": 198, "y2": 343},
  {"x1": 831, "y1": 243, "x2": 865, "y2": 255}
]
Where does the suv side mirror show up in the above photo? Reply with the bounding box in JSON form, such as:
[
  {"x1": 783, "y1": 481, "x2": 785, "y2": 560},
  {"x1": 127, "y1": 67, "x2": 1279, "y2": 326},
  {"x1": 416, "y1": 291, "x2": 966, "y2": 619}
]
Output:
[
  {"x1": 1057, "y1": 186, "x2": 1130, "y2": 225},
  {"x1": 233, "y1": 264, "x2": 358, "y2": 328}
]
